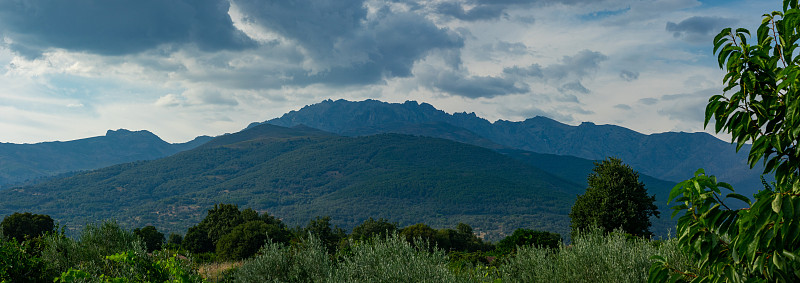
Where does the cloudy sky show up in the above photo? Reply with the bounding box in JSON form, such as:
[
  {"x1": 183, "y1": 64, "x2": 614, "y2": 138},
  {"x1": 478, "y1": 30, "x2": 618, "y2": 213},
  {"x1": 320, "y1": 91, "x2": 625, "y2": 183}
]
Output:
[{"x1": 0, "y1": 0, "x2": 774, "y2": 143}]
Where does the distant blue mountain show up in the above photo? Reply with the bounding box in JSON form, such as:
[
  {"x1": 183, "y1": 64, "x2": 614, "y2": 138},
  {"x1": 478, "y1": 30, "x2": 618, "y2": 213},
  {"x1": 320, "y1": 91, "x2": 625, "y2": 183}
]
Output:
[
  {"x1": 0, "y1": 129, "x2": 211, "y2": 188},
  {"x1": 263, "y1": 99, "x2": 766, "y2": 197}
]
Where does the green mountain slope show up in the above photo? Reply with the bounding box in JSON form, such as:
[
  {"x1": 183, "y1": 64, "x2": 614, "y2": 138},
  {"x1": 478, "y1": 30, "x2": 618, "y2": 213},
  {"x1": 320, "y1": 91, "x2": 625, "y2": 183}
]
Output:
[
  {"x1": 264, "y1": 99, "x2": 765, "y2": 197},
  {"x1": 0, "y1": 129, "x2": 211, "y2": 188},
  {"x1": 0, "y1": 124, "x2": 593, "y2": 240}
]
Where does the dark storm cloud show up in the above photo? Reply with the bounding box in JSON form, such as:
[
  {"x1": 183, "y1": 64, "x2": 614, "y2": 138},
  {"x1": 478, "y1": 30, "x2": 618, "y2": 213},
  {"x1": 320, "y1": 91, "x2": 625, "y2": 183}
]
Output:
[
  {"x1": 362, "y1": 12, "x2": 464, "y2": 78},
  {"x1": 233, "y1": 0, "x2": 366, "y2": 58},
  {"x1": 0, "y1": 0, "x2": 255, "y2": 57},
  {"x1": 666, "y1": 16, "x2": 738, "y2": 42},
  {"x1": 235, "y1": 0, "x2": 463, "y2": 85}
]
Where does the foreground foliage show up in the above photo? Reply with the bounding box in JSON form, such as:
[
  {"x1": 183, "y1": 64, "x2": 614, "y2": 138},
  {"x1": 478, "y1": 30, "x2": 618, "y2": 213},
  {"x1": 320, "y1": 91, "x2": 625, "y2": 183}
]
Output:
[
  {"x1": 499, "y1": 228, "x2": 693, "y2": 283},
  {"x1": 650, "y1": 0, "x2": 800, "y2": 281},
  {"x1": 228, "y1": 228, "x2": 687, "y2": 283},
  {"x1": 1, "y1": 212, "x2": 692, "y2": 282},
  {"x1": 0, "y1": 236, "x2": 48, "y2": 283},
  {"x1": 40, "y1": 221, "x2": 202, "y2": 283}
]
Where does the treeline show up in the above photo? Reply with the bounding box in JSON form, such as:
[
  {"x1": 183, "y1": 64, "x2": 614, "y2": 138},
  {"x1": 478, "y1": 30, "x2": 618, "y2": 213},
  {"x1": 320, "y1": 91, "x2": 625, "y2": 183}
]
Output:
[
  {"x1": 0, "y1": 206, "x2": 686, "y2": 282},
  {"x1": 80, "y1": 203, "x2": 553, "y2": 263}
]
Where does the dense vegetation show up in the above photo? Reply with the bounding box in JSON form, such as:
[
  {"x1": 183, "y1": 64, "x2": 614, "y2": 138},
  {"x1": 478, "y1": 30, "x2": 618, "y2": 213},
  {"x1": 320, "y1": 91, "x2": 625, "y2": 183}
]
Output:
[
  {"x1": 0, "y1": 124, "x2": 613, "y2": 240},
  {"x1": 0, "y1": 206, "x2": 689, "y2": 283}
]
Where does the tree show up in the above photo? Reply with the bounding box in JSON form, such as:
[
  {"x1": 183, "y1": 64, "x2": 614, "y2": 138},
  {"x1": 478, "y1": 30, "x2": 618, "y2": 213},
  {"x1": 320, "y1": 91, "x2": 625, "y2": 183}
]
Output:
[
  {"x1": 216, "y1": 221, "x2": 281, "y2": 260},
  {"x1": 302, "y1": 216, "x2": 345, "y2": 253},
  {"x1": 495, "y1": 229, "x2": 561, "y2": 254},
  {"x1": 399, "y1": 223, "x2": 438, "y2": 249},
  {"x1": 569, "y1": 157, "x2": 659, "y2": 238},
  {"x1": 182, "y1": 226, "x2": 213, "y2": 254},
  {"x1": 133, "y1": 226, "x2": 164, "y2": 253},
  {"x1": 166, "y1": 233, "x2": 182, "y2": 247},
  {"x1": 350, "y1": 217, "x2": 397, "y2": 241},
  {"x1": 183, "y1": 204, "x2": 292, "y2": 256},
  {"x1": 1, "y1": 212, "x2": 55, "y2": 241},
  {"x1": 650, "y1": 1, "x2": 800, "y2": 281},
  {"x1": 197, "y1": 204, "x2": 244, "y2": 244}
]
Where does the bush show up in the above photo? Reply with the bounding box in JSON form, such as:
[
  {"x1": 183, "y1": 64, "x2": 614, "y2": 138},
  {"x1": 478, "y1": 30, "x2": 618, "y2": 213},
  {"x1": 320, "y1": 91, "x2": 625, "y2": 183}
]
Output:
[
  {"x1": 498, "y1": 227, "x2": 689, "y2": 282},
  {"x1": 183, "y1": 204, "x2": 292, "y2": 257},
  {"x1": 0, "y1": 238, "x2": 48, "y2": 283},
  {"x1": 133, "y1": 225, "x2": 164, "y2": 252},
  {"x1": 228, "y1": 236, "x2": 332, "y2": 282},
  {"x1": 183, "y1": 226, "x2": 214, "y2": 254},
  {"x1": 302, "y1": 216, "x2": 345, "y2": 254},
  {"x1": 216, "y1": 221, "x2": 289, "y2": 260},
  {"x1": 164, "y1": 233, "x2": 183, "y2": 250},
  {"x1": 350, "y1": 217, "x2": 397, "y2": 241},
  {"x1": 330, "y1": 234, "x2": 461, "y2": 282},
  {"x1": 495, "y1": 229, "x2": 561, "y2": 254},
  {"x1": 40, "y1": 221, "x2": 147, "y2": 280}
]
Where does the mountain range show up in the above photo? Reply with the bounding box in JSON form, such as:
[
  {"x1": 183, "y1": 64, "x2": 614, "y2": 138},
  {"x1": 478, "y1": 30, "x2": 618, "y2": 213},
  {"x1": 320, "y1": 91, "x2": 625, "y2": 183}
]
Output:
[
  {"x1": 0, "y1": 129, "x2": 212, "y2": 189},
  {"x1": 0, "y1": 98, "x2": 764, "y2": 239},
  {"x1": 0, "y1": 124, "x2": 616, "y2": 240},
  {"x1": 263, "y1": 99, "x2": 765, "y2": 197}
]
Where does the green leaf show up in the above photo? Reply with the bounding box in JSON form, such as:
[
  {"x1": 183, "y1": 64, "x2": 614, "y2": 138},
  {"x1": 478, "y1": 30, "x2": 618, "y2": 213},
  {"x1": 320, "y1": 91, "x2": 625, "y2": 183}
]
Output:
[
  {"x1": 726, "y1": 193, "x2": 752, "y2": 206},
  {"x1": 669, "y1": 181, "x2": 688, "y2": 204},
  {"x1": 736, "y1": 27, "x2": 751, "y2": 35},
  {"x1": 782, "y1": 196, "x2": 795, "y2": 219},
  {"x1": 773, "y1": 193, "x2": 783, "y2": 213}
]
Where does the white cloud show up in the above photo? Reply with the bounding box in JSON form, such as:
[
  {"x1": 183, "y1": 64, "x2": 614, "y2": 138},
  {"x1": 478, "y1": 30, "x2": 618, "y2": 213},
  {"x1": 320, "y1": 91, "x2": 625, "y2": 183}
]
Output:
[{"x1": 0, "y1": 0, "x2": 778, "y2": 143}]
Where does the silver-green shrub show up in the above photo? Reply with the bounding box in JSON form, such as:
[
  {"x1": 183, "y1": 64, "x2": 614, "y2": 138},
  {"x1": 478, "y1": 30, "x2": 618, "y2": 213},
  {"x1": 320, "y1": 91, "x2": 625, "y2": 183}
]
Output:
[
  {"x1": 498, "y1": 228, "x2": 693, "y2": 283},
  {"x1": 230, "y1": 235, "x2": 332, "y2": 283},
  {"x1": 232, "y1": 234, "x2": 464, "y2": 283},
  {"x1": 329, "y1": 234, "x2": 461, "y2": 283}
]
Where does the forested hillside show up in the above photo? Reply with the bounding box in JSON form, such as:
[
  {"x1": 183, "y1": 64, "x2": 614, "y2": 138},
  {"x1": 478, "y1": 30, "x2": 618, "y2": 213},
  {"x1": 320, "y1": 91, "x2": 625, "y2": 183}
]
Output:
[{"x1": 0, "y1": 124, "x2": 610, "y2": 240}]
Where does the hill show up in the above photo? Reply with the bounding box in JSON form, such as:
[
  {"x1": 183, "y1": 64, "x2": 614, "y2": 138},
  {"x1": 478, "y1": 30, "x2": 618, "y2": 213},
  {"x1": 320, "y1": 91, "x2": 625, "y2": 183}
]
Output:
[
  {"x1": 0, "y1": 129, "x2": 211, "y2": 189},
  {"x1": 263, "y1": 99, "x2": 765, "y2": 197},
  {"x1": 0, "y1": 123, "x2": 674, "y2": 240}
]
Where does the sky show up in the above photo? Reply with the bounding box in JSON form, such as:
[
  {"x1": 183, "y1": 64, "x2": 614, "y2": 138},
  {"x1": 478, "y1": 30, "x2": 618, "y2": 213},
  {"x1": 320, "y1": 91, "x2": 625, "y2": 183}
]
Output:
[{"x1": 0, "y1": 0, "x2": 776, "y2": 144}]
